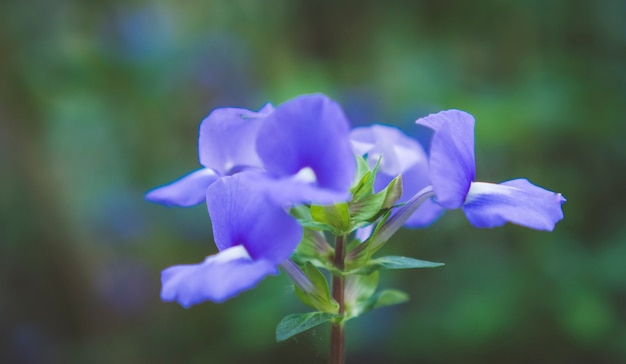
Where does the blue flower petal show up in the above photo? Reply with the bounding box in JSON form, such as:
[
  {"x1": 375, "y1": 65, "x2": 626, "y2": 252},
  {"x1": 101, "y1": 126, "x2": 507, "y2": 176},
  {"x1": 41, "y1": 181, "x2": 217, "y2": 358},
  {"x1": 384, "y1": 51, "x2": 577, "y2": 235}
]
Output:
[
  {"x1": 462, "y1": 179, "x2": 566, "y2": 231},
  {"x1": 256, "y1": 94, "x2": 356, "y2": 194},
  {"x1": 355, "y1": 225, "x2": 373, "y2": 242},
  {"x1": 206, "y1": 173, "x2": 303, "y2": 263},
  {"x1": 145, "y1": 168, "x2": 219, "y2": 207},
  {"x1": 161, "y1": 245, "x2": 278, "y2": 307},
  {"x1": 416, "y1": 110, "x2": 476, "y2": 209},
  {"x1": 351, "y1": 124, "x2": 426, "y2": 176},
  {"x1": 198, "y1": 103, "x2": 273, "y2": 174},
  {"x1": 220, "y1": 170, "x2": 349, "y2": 208},
  {"x1": 398, "y1": 163, "x2": 445, "y2": 227}
]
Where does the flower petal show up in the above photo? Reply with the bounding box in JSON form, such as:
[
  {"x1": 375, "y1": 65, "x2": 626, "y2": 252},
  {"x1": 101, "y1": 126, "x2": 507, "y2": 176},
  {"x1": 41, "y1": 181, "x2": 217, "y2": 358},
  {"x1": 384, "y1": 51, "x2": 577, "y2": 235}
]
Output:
[
  {"x1": 206, "y1": 173, "x2": 303, "y2": 263},
  {"x1": 267, "y1": 179, "x2": 351, "y2": 206},
  {"x1": 462, "y1": 179, "x2": 566, "y2": 231},
  {"x1": 145, "y1": 168, "x2": 219, "y2": 207},
  {"x1": 198, "y1": 103, "x2": 273, "y2": 174},
  {"x1": 256, "y1": 94, "x2": 356, "y2": 193},
  {"x1": 373, "y1": 154, "x2": 443, "y2": 228},
  {"x1": 351, "y1": 124, "x2": 426, "y2": 176},
  {"x1": 355, "y1": 225, "x2": 373, "y2": 242},
  {"x1": 416, "y1": 110, "x2": 476, "y2": 209},
  {"x1": 161, "y1": 245, "x2": 278, "y2": 307}
]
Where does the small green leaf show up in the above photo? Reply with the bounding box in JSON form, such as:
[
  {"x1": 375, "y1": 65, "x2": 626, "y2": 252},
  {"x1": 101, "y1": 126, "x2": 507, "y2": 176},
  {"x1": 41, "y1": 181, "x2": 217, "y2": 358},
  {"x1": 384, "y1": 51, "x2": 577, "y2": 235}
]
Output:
[
  {"x1": 290, "y1": 205, "x2": 312, "y2": 220},
  {"x1": 344, "y1": 211, "x2": 392, "y2": 270},
  {"x1": 381, "y1": 175, "x2": 402, "y2": 209},
  {"x1": 368, "y1": 289, "x2": 409, "y2": 310},
  {"x1": 296, "y1": 219, "x2": 335, "y2": 231},
  {"x1": 295, "y1": 229, "x2": 333, "y2": 260},
  {"x1": 276, "y1": 312, "x2": 339, "y2": 342},
  {"x1": 350, "y1": 156, "x2": 381, "y2": 200},
  {"x1": 371, "y1": 256, "x2": 445, "y2": 270},
  {"x1": 349, "y1": 176, "x2": 402, "y2": 228},
  {"x1": 351, "y1": 155, "x2": 372, "y2": 191},
  {"x1": 345, "y1": 271, "x2": 379, "y2": 305},
  {"x1": 345, "y1": 255, "x2": 444, "y2": 275},
  {"x1": 311, "y1": 203, "x2": 351, "y2": 233},
  {"x1": 342, "y1": 272, "x2": 380, "y2": 319},
  {"x1": 294, "y1": 262, "x2": 338, "y2": 312},
  {"x1": 292, "y1": 205, "x2": 336, "y2": 232}
]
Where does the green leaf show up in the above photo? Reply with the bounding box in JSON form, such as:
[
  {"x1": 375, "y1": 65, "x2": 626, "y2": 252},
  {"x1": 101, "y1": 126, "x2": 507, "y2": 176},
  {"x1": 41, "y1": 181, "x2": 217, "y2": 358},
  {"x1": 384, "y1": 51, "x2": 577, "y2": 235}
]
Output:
[
  {"x1": 367, "y1": 289, "x2": 409, "y2": 310},
  {"x1": 311, "y1": 203, "x2": 351, "y2": 233},
  {"x1": 276, "y1": 312, "x2": 339, "y2": 342},
  {"x1": 350, "y1": 155, "x2": 381, "y2": 200},
  {"x1": 343, "y1": 272, "x2": 380, "y2": 319},
  {"x1": 294, "y1": 262, "x2": 338, "y2": 312},
  {"x1": 345, "y1": 271, "x2": 379, "y2": 305},
  {"x1": 349, "y1": 175, "x2": 402, "y2": 224},
  {"x1": 290, "y1": 205, "x2": 312, "y2": 220},
  {"x1": 381, "y1": 175, "x2": 403, "y2": 209},
  {"x1": 294, "y1": 229, "x2": 333, "y2": 260},
  {"x1": 296, "y1": 219, "x2": 335, "y2": 231},
  {"x1": 346, "y1": 255, "x2": 444, "y2": 275},
  {"x1": 351, "y1": 155, "x2": 372, "y2": 192},
  {"x1": 344, "y1": 211, "x2": 392, "y2": 271},
  {"x1": 370, "y1": 256, "x2": 445, "y2": 270},
  {"x1": 292, "y1": 205, "x2": 335, "y2": 233},
  {"x1": 343, "y1": 274, "x2": 409, "y2": 319}
]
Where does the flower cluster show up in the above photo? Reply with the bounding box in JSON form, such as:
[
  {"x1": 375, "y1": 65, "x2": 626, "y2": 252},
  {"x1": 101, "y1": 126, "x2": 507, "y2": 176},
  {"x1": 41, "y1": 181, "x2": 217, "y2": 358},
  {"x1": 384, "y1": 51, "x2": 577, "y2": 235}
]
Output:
[{"x1": 147, "y1": 93, "x2": 565, "y2": 319}]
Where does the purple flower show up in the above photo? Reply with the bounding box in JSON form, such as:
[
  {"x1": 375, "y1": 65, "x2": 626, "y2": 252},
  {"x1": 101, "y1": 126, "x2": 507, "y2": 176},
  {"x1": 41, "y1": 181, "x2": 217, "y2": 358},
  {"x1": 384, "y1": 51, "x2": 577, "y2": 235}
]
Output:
[
  {"x1": 350, "y1": 125, "x2": 443, "y2": 227},
  {"x1": 155, "y1": 94, "x2": 358, "y2": 306},
  {"x1": 255, "y1": 93, "x2": 356, "y2": 205},
  {"x1": 146, "y1": 103, "x2": 273, "y2": 207},
  {"x1": 160, "y1": 173, "x2": 303, "y2": 307},
  {"x1": 147, "y1": 94, "x2": 356, "y2": 208},
  {"x1": 416, "y1": 110, "x2": 565, "y2": 231}
]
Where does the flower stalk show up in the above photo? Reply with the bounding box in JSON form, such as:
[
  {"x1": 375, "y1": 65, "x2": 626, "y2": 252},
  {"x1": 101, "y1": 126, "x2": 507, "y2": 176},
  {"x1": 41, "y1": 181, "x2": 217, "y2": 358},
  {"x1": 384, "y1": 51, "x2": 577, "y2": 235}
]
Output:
[{"x1": 330, "y1": 234, "x2": 346, "y2": 364}]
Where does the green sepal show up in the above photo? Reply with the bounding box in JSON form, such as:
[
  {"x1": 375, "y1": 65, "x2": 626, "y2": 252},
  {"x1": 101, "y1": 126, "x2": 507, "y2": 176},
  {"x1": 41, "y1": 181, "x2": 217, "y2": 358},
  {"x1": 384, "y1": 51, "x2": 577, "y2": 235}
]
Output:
[
  {"x1": 347, "y1": 255, "x2": 445, "y2": 275},
  {"x1": 342, "y1": 272, "x2": 410, "y2": 320},
  {"x1": 351, "y1": 155, "x2": 372, "y2": 194},
  {"x1": 297, "y1": 219, "x2": 336, "y2": 231},
  {"x1": 344, "y1": 271, "x2": 379, "y2": 319},
  {"x1": 349, "y1": 175, "x2": 403, "y2": 225},
  {"x1": 311, "y1": 203, "x2": 351, "y2": 234},
  {"x1": 293, "y1": 229, "x2": 333, "y2": 264},
  {"x1": 347, "y1": 208, "x2": 397, "y2": 263},
  {"x1": 275, "y1": 312, "x2": 339, "y2": 342},
  {"x1": 294, "y1": 262, "x2": 339, "y2": 313},
  {"x1": 350, "y1": 156, "x2": 381, "y2": 201},
  {"x1": 290, "y1": 204, "x2": 312, "y2": 220},
  {"x1": 344, "y1": 211, "x2": 393, "y2": 271},
  {"x1": 370, "y1": 255, "x2": 444, "y2": 270},
  {"x1": 366, "y1": 289, "x2": 409, "y2": 310},
  {"x1": 291, "y1": 205, "x2": 336, "y2": 232}
]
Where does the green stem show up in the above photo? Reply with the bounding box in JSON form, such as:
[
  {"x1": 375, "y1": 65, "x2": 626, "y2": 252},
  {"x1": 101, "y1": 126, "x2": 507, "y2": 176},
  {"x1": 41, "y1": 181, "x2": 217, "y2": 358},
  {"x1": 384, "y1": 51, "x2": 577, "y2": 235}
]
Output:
[{"x1": 330, "y1": 235, "x2": 346, "y2": 364}]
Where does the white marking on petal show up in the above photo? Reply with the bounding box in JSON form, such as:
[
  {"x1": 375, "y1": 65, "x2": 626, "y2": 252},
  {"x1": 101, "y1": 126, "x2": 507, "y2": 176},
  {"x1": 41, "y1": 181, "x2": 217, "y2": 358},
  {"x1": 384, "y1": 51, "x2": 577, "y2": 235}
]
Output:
[
  {"x1": 465, "y1": 182, "x2": 520, "y2": 204},
  {"x1": 223, "y1": 160, "x2": 235, "y2": 174},
  {"x1": 350, "y1": 140, "x2": 375, "y2": 156},
  {"x1": 205, "y1": 245, "x2": 251, "y2": 264},
  {"x1": 292, "y1": 167, "x2": 318, "y2": 184}
]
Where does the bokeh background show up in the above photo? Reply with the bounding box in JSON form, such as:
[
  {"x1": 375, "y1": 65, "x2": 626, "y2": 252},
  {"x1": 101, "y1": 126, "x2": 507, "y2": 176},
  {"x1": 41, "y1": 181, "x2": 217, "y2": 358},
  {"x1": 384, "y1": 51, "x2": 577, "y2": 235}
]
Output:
[{"x1": 1, "y1": 0, "x2": 625, "y2": 363}]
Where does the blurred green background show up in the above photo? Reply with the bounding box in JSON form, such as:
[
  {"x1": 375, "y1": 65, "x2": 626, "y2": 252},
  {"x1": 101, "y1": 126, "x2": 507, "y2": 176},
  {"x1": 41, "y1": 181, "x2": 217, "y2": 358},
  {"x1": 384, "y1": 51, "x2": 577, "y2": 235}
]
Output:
[{"x1": 1, "y1": 0, "x2": 625, "y2": 363}]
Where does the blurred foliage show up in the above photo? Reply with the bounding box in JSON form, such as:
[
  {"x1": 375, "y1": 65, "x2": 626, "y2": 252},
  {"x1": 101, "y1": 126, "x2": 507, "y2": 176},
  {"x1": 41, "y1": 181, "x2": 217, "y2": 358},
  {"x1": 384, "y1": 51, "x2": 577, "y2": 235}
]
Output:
[{"x1": 1, "y1": 0, "x2": 625, "y2": 363}]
